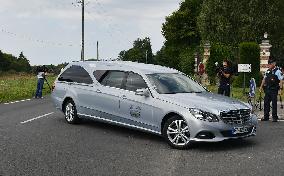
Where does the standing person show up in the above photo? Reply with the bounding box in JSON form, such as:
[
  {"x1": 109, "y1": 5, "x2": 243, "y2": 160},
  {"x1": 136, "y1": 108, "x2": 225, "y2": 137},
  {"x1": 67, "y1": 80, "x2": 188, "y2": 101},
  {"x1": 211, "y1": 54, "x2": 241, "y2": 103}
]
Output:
[
  {"x1": 217, "y1": 60, "x2": 232, "y2": 97},
  {"x1": 260, "y1": 59, "x2": 283, "y2": 122},
  {"x1": 35, "y1": 66, "x2": 46, "y2": 99}
]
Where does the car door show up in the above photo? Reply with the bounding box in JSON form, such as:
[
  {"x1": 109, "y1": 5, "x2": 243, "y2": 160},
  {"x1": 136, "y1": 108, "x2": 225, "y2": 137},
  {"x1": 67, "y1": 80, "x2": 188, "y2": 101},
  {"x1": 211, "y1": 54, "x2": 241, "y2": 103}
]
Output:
[
  {"x1": 88, "y1": 70, "x2": 127, "y2": 121},
  {"x1": 119, "y1": 72, "x2": 159, "y2": 131}
]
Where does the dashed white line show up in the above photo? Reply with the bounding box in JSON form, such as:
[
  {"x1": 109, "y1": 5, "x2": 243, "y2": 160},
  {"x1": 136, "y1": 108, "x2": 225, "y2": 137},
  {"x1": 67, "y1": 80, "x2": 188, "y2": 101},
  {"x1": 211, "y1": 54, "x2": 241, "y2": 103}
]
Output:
[
  {"x1": 257, "y1": 118, "x2": 284, "y2": 122},
  {"x1": 20, "y1": 112, "x2": 54, "y2": 124},
  {"x1": 4, "y1": 99, "x2": 31, "y2": 105}
]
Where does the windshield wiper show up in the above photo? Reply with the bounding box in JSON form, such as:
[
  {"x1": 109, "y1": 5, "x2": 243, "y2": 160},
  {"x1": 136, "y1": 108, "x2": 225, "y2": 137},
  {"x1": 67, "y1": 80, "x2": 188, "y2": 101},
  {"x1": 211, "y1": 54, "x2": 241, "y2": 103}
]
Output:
[
  {"x1": 177, "y1": 91, "x2": 203, "y2": 93},
  {"x1": 192, "y1": 91, "x2": 202, "y2": 93}
]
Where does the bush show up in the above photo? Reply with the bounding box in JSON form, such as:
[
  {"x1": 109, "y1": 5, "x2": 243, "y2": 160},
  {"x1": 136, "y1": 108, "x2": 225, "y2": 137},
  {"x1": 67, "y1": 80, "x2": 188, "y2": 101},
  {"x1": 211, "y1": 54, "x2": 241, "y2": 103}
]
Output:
[
  {"x1": 233, "y1": 42, "x2": 260, "y2": 87},
  {"x1": 206, "y1": 43, "x2": 234, "y2": 84},
  {"x1": 178, "y1": 48, "x2": 196, "y2": 76}
]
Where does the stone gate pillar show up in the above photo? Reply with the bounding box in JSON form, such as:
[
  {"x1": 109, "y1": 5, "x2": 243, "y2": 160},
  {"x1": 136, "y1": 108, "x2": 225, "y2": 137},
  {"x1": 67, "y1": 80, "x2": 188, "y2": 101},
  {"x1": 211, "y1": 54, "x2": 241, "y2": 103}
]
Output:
[
  {"x1": 202, "y1": 41, "x2": 211, "y2": 85},
  {"x1": 259, "y1": 32, "x2": 272, "y2": 74},
  {"x1": 203, "y1": 41, "x2": 211, "y2": 68}
]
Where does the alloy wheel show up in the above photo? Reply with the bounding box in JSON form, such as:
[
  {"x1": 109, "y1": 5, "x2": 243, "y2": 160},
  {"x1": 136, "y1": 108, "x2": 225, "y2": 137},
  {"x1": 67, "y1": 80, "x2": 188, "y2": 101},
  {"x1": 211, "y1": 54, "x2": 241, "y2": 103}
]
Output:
[
  {"x1": 167, "y1": 119, "x2": 190, "y2": 146},
  {"x1": 65, "y1": 103, "x2": 75, "y2": 122}
]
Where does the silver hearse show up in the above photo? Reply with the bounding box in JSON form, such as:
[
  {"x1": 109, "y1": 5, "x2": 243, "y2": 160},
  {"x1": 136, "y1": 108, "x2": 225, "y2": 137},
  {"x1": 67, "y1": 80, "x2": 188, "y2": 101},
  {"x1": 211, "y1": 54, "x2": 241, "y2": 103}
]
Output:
[{"x1": 51, "y1": 61, "x2": 257, "y2": 149}]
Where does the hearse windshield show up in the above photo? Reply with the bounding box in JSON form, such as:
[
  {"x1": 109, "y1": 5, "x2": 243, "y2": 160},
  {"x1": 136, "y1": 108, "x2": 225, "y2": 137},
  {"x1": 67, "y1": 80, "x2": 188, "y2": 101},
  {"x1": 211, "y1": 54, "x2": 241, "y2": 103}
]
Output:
[{"x1": 147, "y1": 73, "x2": 207, "y2": 94}]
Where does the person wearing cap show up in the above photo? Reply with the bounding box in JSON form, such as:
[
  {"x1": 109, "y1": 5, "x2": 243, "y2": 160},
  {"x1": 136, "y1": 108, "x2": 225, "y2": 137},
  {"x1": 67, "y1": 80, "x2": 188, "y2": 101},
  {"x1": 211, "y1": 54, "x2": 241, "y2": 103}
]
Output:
[{"x1": 259, "y1": 59, "x2": 283, "y2": 122}]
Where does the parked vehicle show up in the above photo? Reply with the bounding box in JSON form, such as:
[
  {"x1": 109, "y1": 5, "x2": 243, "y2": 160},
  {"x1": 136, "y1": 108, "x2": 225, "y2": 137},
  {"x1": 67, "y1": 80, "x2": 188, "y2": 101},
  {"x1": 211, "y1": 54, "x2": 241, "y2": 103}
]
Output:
[{"x1": 51, "y1": 61, "x2": 257, "y2": 149}]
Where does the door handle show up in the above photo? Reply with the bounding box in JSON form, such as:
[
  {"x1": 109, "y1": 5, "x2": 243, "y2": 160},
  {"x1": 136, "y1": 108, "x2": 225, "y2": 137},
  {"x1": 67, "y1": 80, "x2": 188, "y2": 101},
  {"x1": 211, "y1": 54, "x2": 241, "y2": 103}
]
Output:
[
  {"x1": 96, "y1": 89, "x2": 102, "y2": 93},
  {"x1": 121, "y1": 95, "x2": 127, "y2": 99}
]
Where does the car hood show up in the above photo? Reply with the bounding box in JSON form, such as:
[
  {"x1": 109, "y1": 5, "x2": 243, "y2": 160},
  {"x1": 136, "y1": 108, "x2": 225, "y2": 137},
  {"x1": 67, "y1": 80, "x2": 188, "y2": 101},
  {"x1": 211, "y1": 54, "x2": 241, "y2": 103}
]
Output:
[{"x1": 158, "y1": 92, "x2": 250, "y2": 115}]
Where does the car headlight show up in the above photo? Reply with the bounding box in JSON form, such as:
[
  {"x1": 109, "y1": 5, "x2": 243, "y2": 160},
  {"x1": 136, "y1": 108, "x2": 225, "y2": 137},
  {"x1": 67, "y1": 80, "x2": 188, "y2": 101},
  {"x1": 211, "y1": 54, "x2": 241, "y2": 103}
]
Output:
[{"x1": 190, "y1": 109, "x2": 219, "y2": 122}]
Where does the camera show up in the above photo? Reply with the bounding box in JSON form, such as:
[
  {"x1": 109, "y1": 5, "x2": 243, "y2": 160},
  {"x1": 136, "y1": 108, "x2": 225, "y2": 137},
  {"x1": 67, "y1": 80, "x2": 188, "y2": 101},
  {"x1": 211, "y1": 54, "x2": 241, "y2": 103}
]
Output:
[
  {"x1": 215, "y1": 62, "x2": 223, "y2": 76},
  {"x1": 215, "y1": 61, "x2": 239, "y2": 76}
]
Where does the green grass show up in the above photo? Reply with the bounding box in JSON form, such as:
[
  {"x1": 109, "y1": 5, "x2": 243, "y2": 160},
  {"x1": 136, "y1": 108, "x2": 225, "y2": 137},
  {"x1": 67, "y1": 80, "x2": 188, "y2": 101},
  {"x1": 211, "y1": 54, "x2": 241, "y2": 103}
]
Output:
[
  {"x1": 0, "y1": 73, "x2": 275, "y2": 104},
  {"x1": 205, "y1": 85, "x2": 259, "y2": 102},
  {"x1": 0, "y1": 74, "x2": 56, "y2": 103},
  {"x1": 206, "y1": 83, "x2": 284, "y2": 103}
]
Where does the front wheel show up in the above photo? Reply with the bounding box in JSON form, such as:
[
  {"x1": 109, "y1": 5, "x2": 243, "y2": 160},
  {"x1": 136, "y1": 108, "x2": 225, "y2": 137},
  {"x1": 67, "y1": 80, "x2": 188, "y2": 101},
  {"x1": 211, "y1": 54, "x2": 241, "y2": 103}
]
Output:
[
  {"x1": 162, "y1": 116, "x2": 191, "y2": 149},
  {"x1": 64, "y1": 100, "x2": 80, "y2": 124}
]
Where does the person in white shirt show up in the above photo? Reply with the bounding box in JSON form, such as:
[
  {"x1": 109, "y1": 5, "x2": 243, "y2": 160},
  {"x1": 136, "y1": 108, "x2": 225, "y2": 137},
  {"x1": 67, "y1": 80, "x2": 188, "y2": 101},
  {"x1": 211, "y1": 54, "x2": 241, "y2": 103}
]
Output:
[{"x1": 35, "y1": 66, "x2": 46, "y2": 98}]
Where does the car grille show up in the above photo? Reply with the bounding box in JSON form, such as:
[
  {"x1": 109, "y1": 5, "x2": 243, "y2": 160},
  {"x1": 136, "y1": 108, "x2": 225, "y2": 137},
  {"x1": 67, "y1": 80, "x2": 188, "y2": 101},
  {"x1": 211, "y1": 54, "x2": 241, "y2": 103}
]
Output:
[{"x1": 220, "y1": 109, "x2": 251, "y2": 125}]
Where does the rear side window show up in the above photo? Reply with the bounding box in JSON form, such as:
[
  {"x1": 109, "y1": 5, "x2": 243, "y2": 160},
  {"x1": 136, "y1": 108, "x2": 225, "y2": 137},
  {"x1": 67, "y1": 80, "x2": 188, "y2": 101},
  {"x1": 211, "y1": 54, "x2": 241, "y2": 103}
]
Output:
[
  {"x1": 58, "y1": 65, "x2": 93, "y2": 84},
  {"x1": 94, "y1": 70, "x2": 108, "y2": 82},
  {"x1": 125, "y1": 72, "x2": 147, "y2": 92},
  {"x1": 100, "y1": 71, "x2": 126, "y2": 88}
]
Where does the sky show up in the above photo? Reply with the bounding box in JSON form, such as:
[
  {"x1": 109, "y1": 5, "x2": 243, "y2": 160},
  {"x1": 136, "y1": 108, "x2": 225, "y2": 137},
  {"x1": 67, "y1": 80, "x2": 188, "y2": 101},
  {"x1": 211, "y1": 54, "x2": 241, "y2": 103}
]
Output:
[{"x1": 0, "y1": 0, "x2": 180, "y2": 65}]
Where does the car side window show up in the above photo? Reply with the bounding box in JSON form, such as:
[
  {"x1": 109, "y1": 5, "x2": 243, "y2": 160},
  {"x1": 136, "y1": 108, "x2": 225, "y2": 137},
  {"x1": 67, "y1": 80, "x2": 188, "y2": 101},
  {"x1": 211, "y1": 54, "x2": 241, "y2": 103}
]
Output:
[
  {"x1": 100, "y1": 71, "x2": 126, "y2": 89},
  {"x1": 94, "y1": 70, "x2": 108, "y2": 82},
  {"x1": 58, "y1": 65, "x2": 93, "y2": 84},
  {"x1": 125, "y1": 72, "x2": 148, "y2": 92}
]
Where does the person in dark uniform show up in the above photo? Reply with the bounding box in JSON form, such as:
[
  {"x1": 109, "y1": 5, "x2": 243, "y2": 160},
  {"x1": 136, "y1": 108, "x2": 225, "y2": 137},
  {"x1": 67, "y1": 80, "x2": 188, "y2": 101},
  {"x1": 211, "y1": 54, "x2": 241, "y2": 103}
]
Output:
[
  {"x1": 217, "y1": 60, "x2": 232, "y2": 97},
  {"x1": 260, "y1": 59, "x2": 283, "y2": 122}
]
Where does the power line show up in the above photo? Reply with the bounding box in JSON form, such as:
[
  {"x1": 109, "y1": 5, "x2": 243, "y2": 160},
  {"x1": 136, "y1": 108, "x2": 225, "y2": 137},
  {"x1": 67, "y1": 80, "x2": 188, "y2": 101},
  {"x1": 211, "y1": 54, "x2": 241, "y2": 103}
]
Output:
[{"x1": 0, "y1": 27, "x2": 80, "y2": 48}]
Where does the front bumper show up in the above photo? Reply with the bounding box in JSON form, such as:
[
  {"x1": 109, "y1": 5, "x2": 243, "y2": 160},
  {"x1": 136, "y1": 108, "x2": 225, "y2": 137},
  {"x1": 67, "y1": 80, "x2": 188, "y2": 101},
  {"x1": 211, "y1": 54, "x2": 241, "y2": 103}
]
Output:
[
  {"x1": 51, "y1": 93, "x2": 63, "y2": 111},
  {"x1": 187, "y1": 114, "x2": 258, "y2": 142}
]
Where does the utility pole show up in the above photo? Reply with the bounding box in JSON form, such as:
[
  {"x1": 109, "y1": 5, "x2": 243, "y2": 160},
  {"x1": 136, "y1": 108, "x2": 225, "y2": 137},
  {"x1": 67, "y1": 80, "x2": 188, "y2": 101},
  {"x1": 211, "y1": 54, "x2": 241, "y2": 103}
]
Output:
[
  {"x1": 81, "y1": 0, "x2": 85, "y2": 61},
  {"x1": 97, "y1": 41, "x2": 99, "y2": 60}
]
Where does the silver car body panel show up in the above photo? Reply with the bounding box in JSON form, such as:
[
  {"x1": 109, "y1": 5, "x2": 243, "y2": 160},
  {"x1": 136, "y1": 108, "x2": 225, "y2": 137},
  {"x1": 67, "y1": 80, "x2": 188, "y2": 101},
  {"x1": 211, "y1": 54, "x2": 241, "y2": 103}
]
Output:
[{"x1": 51, "y1": 61, "x2": 257, "y2": 142}]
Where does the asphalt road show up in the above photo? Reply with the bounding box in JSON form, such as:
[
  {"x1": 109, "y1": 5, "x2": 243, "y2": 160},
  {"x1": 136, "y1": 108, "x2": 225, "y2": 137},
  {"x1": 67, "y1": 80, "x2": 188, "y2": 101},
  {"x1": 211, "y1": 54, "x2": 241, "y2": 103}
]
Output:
[{"x1": 0, "y1": 96, "x2": 284, "y2": 176}]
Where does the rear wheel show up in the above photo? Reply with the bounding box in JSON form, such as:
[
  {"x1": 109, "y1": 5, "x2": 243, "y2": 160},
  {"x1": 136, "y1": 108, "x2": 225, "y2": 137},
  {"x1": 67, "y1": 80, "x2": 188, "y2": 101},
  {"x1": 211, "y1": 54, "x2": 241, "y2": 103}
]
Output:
[
  {"x1": 64, "y1": 100, "x2": 80, "y2": 124},
  {"x1": 162, "y1": 116, "x2": 191, "y2": 149}
]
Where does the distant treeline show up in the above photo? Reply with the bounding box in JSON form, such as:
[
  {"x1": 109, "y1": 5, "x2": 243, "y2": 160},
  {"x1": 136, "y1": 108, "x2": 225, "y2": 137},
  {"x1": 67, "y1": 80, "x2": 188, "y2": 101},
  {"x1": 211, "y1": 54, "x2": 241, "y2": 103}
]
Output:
[
  {"x1": 33, "y1": 63, "x2": 68, "y2": 75},
  {"x1": 0, "y1": 50, "x2": 68, "y2": 75},
  {"x1": 0, "y1": 50, "x2": 31, "y2": 73}
]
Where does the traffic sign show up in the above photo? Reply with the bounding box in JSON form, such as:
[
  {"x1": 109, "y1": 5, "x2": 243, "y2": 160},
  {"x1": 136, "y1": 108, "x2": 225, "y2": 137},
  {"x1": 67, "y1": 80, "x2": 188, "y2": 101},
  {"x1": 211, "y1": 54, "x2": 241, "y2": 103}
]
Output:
[{"x1": 238, "y1": 64, "x2": 251, "y2": 73}]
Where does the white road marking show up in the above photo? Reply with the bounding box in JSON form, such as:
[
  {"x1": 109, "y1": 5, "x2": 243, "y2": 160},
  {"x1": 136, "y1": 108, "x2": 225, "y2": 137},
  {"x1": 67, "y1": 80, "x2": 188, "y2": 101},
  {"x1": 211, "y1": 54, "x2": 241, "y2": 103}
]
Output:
[
  {"x1": 20, "y1": 112, "x2": 54, "y2": 124},
  {"x1": 3, "y1": 99, "x2": 31, "y2": 105},
  {"x1": 257, "y1": 118, "x2": 284, "y2": 122}
]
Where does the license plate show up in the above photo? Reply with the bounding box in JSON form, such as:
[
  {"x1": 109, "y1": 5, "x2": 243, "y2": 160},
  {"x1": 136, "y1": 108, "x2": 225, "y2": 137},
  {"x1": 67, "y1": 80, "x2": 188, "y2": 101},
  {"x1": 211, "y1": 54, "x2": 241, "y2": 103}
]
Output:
[{"x1": 233, "y1": 126, "x2": 249, "y2": 134}]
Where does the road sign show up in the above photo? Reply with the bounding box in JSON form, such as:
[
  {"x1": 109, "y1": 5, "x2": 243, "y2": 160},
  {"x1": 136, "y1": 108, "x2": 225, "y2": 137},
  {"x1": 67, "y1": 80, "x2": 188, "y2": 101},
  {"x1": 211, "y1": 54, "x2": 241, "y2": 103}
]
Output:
[{"x1": 238, "y1": 64, "x2": 251, "y2": 73}]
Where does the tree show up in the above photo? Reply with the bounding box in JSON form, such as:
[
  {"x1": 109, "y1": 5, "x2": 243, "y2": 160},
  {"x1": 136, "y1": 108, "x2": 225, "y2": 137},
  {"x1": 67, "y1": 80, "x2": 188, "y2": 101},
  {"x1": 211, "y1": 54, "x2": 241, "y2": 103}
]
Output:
[
  {"x1": 198, "y1": 0, "x2": 283, "y2": 50},
  {"x1": 162, "y1": 0, "x2": 203, "y2": 48},
  {"x1": 154, "y1": 45, "x2": 181, "y2": 69},
  {"x1": 0, "y1": 50, "x2": 32, "y2": 73},
  {"x1": 206, "y1": 44, "x2": 234, "y2": 84},
  {"x1": 234, "y1": 42, "x2": 261, "y2": 87},
  {"x1": 156, "y1": 0, "x2": 204, "y2": 72},
  {"x1": 17, "y1": 52, "x2": 31, "y2": 72},
  {"x1": 0, "y1": 50, "x2": 11, "y2": 72},
  {"x1": 118, "y1": 37, "x2": 154, "y2": 64},
  {"x1": 178, "y1": 48, "x2": 196, "y2": 76}
]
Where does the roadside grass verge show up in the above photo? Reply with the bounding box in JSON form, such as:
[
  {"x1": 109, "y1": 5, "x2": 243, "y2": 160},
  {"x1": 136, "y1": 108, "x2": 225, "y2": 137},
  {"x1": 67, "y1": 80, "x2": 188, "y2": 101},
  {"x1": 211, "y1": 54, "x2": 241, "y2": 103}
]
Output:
[
  {"x1": 0, "y1": 73, "x2": 56, "y2": 103},
  {"x1": 1, "y1": 73, "x2": 275, "y2": 104},
  {"x1": 205, "y1": 85, "x2": 271, "y2": 103},
  {"x1": 205, "y1": 85, "x2": 249, "y2": 102}
]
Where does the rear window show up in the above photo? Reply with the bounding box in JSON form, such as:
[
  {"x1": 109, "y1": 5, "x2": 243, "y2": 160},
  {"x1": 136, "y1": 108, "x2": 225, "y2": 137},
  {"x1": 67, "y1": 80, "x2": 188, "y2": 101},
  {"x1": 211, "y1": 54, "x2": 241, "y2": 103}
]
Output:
[{"x1": 58, "y1": 65, "x2": 93, "y2": 84}]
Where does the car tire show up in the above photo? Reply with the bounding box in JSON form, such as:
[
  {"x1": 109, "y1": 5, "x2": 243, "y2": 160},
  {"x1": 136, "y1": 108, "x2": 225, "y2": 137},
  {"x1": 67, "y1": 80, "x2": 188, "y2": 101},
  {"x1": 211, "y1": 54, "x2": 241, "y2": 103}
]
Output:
[
  {"x1": 162, "y1": 115, "x2": 191, "y2": 149},
  {"x1": 64, "y1": 100, "x2": 80, "y2": 124}
]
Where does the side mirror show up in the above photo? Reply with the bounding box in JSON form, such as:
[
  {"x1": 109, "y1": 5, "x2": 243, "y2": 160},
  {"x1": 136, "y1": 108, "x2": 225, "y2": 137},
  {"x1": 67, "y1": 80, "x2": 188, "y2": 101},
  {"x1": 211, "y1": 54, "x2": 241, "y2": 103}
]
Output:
[{"x1": 135, "y1": 88, "x2": 150, "y2": 97}]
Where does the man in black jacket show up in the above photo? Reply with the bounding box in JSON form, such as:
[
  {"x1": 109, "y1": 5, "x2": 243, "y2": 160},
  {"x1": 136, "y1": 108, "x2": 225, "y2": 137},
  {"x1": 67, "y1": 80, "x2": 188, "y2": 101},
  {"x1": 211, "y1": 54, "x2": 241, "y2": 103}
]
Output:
[
  {"x1": 217, "y1": 60, "x2": 232, "y2": 97},
  {"x1": 260, "y1": 59, "x2": 283, "y2": 122}
]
